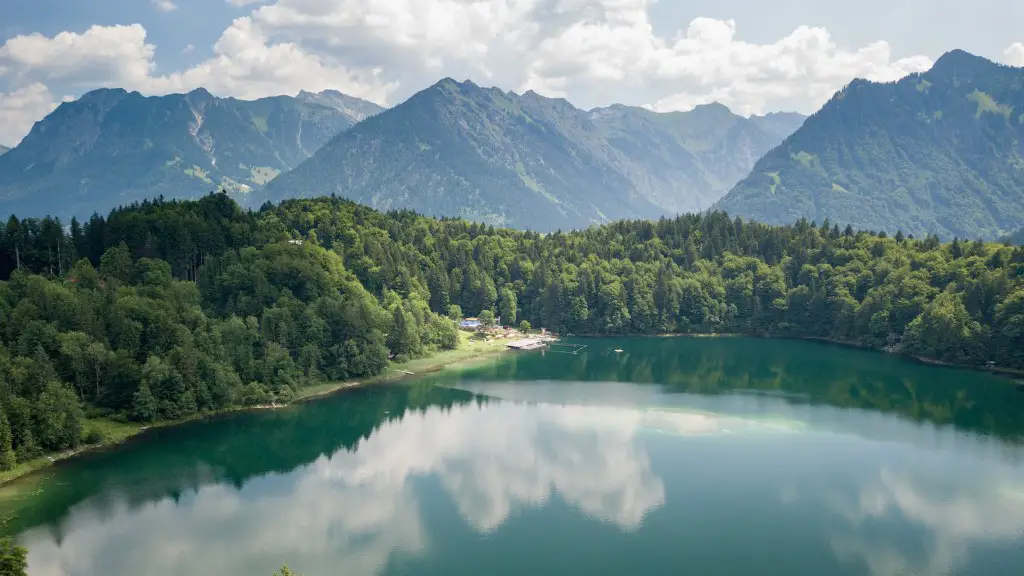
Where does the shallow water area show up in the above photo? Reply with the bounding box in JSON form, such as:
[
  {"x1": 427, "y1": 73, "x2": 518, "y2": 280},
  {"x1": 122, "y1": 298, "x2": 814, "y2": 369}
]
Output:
[{"x1": 5, "y1": 337, "x2": 1024, "y2": 575}]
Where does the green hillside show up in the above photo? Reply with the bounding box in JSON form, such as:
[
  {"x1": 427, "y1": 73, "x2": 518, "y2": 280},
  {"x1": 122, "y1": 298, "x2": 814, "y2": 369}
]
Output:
[
  {"x1": 717, "y1": 50, "x2": 1024, "y2": 240},
  {"x1": 259, "y1": 79, "x2": 803, "y2": 231},
  {"x1": 2, "y1": 193, "x2": 1023, "y2": 477}
]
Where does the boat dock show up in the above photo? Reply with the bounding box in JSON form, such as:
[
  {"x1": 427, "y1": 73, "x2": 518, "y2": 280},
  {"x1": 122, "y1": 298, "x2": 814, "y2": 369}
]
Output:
[
  {"x1": 506, "y1": 337, "x2": 588, "y2": 355},
  {"x1": 507, "y1": 337, "x2": 551, "y2": 350}
]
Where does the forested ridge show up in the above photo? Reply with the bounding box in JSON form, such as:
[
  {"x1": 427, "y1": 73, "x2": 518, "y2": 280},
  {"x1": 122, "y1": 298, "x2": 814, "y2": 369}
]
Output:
[
  {"x1": 0, "y1": 193, "x2": 459, "y2": 471},
  {"x1": 2, "y1": 192, "x2": 1024, "y2": 472},
  {"x1": 717, "y1": 50, "x2": 1024, "y2": 240}
]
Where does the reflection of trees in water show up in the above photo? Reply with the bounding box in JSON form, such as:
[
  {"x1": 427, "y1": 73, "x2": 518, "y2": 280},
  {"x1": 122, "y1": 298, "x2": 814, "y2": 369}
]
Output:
[
  {"x1": 18, "y1": 400, "x2": 666, "y2": 576},
  {"x1": 0, "y1": 383, "x2": 486, "y2": 537},
  {"x1": 450, "y1": 338, "x2": 1023, "y2": 442}
]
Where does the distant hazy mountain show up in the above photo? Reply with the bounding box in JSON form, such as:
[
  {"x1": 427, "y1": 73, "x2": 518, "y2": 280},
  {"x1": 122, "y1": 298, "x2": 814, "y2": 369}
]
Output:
[
  {"x1": 586, "y1": 103, "x2": 806, "y2": 215},
  {"x1": 0, "y1": 145, "x2": 8, "y2": 155},
  {"x1": 259, "y1": 79, "x2": 804, "y2": 231},
  {"x1": 0, "y1": 88, "x2": 383, "y2": 220},
  {"x1": 716, "y1": 49, "x2": 1024, "y2": 240},
  {"x1": 295, "y1": 89, "x2": 384, "y2": 123}
]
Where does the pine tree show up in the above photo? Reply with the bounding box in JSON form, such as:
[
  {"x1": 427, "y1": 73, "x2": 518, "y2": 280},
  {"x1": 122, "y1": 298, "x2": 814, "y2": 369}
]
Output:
[
  {"x1": 132, "y1": 381, "x2": 160, "y2": 422},
  {"x1": 498, "y1": 288, "x2": 517, "y2": 325},
  {"x1": 387, "y1": 307, "x2": 418, "y2": 357},
  {"x1": 0, "y1": 411, "x2": 15, "y2": 471}
]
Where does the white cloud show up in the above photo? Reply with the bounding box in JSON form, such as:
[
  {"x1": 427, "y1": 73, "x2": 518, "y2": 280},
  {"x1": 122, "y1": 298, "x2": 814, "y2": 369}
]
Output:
[
  {"x1": 0, "y1": 83, "x2": 60, "y2": 146},
  {"x1": 519, "y1": 14, "x2": 933, "y2": 115},
  {"x1": 153, "y1": 0, "x2": 179, "y2": 12},
  {"x1": 1005, "y1": 42, "x2": 1024, "y2": 67},
  {"x1": 240, "y1": 0, "x2": 934, "y2": 115},
  {"x1": 227, "y1": 0, "x2": 264, "y2": 5},
  {"x1": 0, "y1": 20, "x2": 396, "y2": 123},
  {"x1": 0, "y1": 24, "x2": 155, "y2": 88},
  {"x1": 182, "y1": 43, "x2": 194, "y2": 54},
  {"x1": 146, "y1": 17, "x2": 397, "y2": 103}
]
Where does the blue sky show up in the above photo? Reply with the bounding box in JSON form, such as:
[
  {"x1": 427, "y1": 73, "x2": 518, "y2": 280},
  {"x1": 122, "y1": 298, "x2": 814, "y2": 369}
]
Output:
[
  {"x1": 1, "y1": 0, "x2": 1022, "y2": 146},
  {"x1": 3, "y1": 0, "x2": 221, "y2": 71}
]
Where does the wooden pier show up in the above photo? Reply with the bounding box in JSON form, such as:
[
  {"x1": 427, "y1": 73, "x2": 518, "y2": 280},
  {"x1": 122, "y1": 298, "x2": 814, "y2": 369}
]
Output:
[
  {"x1": 506, "y1": 337, "x2": 588, "y2": 355},
  {"x1": 506, "y1": 337, "x2": 550, "y2": 350}
]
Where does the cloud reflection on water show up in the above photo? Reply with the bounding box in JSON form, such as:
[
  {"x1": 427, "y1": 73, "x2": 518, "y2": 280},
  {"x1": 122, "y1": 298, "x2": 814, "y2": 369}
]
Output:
[
  {"x1": 22, "y1": 387, "x2": 1024, "y2": 576},
  {"x1": 827, "y1": 467, "x2": 1024, "y2": 576},
  {"x1": 21, "y1": 400, "x2": 695, "y2": 576}
]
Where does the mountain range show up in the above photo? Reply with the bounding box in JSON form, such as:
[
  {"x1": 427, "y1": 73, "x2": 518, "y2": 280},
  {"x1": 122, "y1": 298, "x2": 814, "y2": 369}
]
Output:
[
  {"x1": 0, "y1": 145, "x2": 9, "y2": 155},
  {"x1": 2, "y1": 48, "x2": 1021, "y2": 239},
  {"x1": 0, "y1": 80, "x2": 803, "y2": 229},
  {"x1": 0, "y1": 88, "x2": 383, "y2": 220},
  {"x1": 257, "y1": 79, "x2": 804, "y2": 230},
  {"x1": 717, "y1": 49, "x2": 1024, "y2": 240}
]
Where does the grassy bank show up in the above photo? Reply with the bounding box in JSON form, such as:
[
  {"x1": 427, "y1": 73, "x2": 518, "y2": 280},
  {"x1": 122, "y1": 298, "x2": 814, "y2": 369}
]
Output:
[
  {"x1": 295, "y1": 332, "x2": 511, "y2": 401},
  {"x1": 0, "y1": 419, "x2": 143, "y2": 485},
  {"x1": 0, "y1": 332, "x2": 513, "y2": 487}
]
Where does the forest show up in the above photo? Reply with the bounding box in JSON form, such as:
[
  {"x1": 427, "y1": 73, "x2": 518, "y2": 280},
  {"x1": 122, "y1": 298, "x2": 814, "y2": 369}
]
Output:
[{"x1": 1, "y1": 192, "x2": 1023, "y2": 471}]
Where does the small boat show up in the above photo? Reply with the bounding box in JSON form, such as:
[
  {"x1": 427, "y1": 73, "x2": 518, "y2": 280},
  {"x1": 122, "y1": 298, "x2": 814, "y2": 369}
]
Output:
[{"x1": 614, "y1": 349, "x2": 624, "y2": 353}]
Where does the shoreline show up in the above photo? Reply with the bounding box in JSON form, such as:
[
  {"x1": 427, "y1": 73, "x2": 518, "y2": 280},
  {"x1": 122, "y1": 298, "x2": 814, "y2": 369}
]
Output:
[
  {"x1": 4, "y1": 330, "x2": 1020, "y2": 486},
  {"x1": 568, "y1": 332, "x2": 1024, "y2": 381},
  {"x1": 0, "y1": 334, "x2": 512, "y2": 487},
  {"x1": 781, "y1": 335, "x2": 1024, "y2": 380}
]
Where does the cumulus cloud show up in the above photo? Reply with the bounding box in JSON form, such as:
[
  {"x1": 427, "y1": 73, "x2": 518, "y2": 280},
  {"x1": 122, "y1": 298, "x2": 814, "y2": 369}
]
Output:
[
  {"x1": 0, "y1": 83, "x2": 60, "y2": 146},
  {"x1": 0, "y1": 24, "x2": 155, "y2": 88},
  {"x1": 0, "y1": 0, "x2": 945, "y2": 144},
  {"x1": 1005, "y1": 42, "x2": 1024, "y2": 67},
  {"x1": 146, "y1": 17, "x2": 397, "y2": 103},
  {"x1": 241, "y1": 0, "x2": 934, "y2": 115},
  {"x1": 0, "y1": 19, "x2": 396, "y2": 119}
]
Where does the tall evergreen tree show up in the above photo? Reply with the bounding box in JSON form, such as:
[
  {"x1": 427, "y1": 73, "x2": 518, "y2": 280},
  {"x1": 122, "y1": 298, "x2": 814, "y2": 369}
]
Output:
[{"x1": 0, "y1": 411, "x2": 16, "y2": 471}]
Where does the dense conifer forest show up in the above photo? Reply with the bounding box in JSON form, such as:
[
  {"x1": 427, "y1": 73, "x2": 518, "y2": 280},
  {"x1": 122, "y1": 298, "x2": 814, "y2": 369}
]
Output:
[{"x1": 1, "y1": 192, "x2": 1023, "y2": 470}]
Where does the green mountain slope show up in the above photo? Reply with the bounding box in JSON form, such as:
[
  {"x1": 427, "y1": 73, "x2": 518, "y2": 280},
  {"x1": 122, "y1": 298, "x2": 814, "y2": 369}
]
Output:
[
  {"x1": 716, "y1": 50, "x2": 1024, "y2": 240},
  {"x1": 0, "y1": 88, "x2": 383, "y2": 220},
  {"x1": 259, "y1": 79, "x2": 803, "y2": 231}
]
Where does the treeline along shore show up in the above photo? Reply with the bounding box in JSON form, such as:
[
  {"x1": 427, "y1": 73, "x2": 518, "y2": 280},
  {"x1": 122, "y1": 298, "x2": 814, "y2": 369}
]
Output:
[{"x1": 1, "y1": 191, "x2": 1023, "y2": 480}]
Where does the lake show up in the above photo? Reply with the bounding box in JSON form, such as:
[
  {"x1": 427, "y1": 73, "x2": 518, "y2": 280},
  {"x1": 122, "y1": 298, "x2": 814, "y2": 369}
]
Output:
[{"x1": 4, "y1": 337, "x2": 1024, "y2": 575}]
